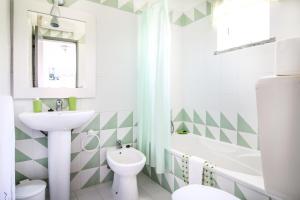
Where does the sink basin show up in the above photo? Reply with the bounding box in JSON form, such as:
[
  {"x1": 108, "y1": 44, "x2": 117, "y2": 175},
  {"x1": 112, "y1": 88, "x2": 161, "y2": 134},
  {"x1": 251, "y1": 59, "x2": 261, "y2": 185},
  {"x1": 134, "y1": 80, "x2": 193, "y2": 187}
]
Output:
[
  {"x1": 19, "y1": 110, "x2": 95, "y2": 200},
  {"x1": 107, "y1": 148, "x2": 146, "y2": 200},
  {"x1": 19, "y1": 111, "x2": 95, "y2": 132}
]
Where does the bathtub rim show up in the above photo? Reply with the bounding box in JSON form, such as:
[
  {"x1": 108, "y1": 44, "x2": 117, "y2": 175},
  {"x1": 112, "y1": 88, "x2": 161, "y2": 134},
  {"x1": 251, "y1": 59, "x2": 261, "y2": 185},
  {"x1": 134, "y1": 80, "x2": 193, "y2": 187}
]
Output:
[{"x1": 169, "y1": 135, "x2": 267, "y2": 196}]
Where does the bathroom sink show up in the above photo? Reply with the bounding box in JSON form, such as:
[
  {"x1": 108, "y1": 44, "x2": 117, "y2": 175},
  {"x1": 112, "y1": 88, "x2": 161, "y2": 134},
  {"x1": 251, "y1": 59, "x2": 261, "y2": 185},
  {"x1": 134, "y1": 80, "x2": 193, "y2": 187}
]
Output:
[
  {"x1": 19, "y1": 111, "x2": 95, "y2": 132},
  {"x1": 19, "y1": 110, "x2": 95, "y2": 200}
]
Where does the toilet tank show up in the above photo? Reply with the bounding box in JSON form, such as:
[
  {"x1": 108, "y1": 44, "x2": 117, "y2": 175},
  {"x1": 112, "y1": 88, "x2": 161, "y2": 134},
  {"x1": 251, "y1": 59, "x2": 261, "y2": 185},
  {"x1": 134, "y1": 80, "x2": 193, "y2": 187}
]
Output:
[{"x1": 256, "y1": 76, "x2": 300, "y2": 200}]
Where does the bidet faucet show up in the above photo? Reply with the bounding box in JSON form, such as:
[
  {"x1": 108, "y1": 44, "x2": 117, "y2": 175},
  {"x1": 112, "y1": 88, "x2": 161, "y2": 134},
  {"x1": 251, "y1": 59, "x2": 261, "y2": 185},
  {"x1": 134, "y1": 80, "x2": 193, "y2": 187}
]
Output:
[
  {"x1": 56, "y1": 99, "x2": 63, "y2": 111},
  {"x1": 116, "y1": 140, "x2": 122, "y2": 149}
]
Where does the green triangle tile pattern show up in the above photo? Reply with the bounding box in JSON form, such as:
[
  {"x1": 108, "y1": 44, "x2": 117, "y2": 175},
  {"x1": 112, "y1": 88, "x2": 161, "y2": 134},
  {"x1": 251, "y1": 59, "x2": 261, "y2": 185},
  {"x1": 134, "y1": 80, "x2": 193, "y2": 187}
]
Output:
[
  {"x1": 164, "y1": 150, "x2": 173, "y2": 172},
  {"x1": 102, "y1": 113, "x2": 118, "y2": 130},
  {"x1": 122, "y1": 128, "x2": 133, "y2": 144},
  {"x1": 193, "y1": 125, "x2": 201, "y2": 136},
  {"x1": 193, "y1": 111, "x2": 204, "y2": 124},
  {"x1": 161, "y1": 174, "x2": 172, "y2": 193},
  {"x1": 237, "y1": 114, "x2": 256, "y2": 134},
  {"x1": 151, "y1": 167, "x2": 161, "y2": 184},
  {"x1": 15, "y1": 171, "x2": 28, "y2": 184},
  {"x1": 119, "y1": 112, "x2": 133, "y2": 128},
  {"x1": 35, "y1": 137, "x2": 48, "y2": 148},
  {"x1": 84, "y1": 0, "x2": 212, "y2": 27},
  {"x1": 220, "y1": 130, "x2": 231, "y2": 144},
  {"x1": 206, "y1": 112, "x2": 219, "y2": 127},
  {"x1": 15, "y1": 128, "x2": 31, "y2": 140},
  {"x1": 174, "y1": 158, "x2": 183, "y2": 179},
  {"x1": 102, "y1": 170, "x2": 114, "y2": 183},
  {"x1": 174, "y1": 109, "x2": 192, "y2": 122},
  {"x1": 120, "y1": 0, "x2": 134, "y2": 13},
  {"x1": 71, "y1": 133, "x2": 80, "y2": 142},
  {"x1": 83, "y1": 114, "x2": 100, "y2": 132},
  {"x1": 103, "y1": 130, "x2": 117, "y2": 147},
  {"x1": 82, "y1": 151, "x2": 100, "y2": 170},
  {"x1": 15, "y1": 149, "x2": 31, "y2": 162},
  {"x1": 234, "y1": 183, "x2": 247, "y2": 200},
  {"x1": 220, "y1": 113, "x2": 236, "y2": 130},
  {"x1": 71, "y1": 152, "x2": 80, "y2": 161},
  {"x1": 205, "y1": 127, "x2": 216, "y2": 140},
  {"x1": 102, "y1": 0, "x2": 118, "y2": 8},
  {"x1": 176, "y1": 122, "x2": 190, "y2": 133},
  {"x1": 71, "y1": 172, "x2": 79, "y2": 181},
  {"x1": 35, "y1": 158, "x2": 48, "y2": 168},
  {"x1": 237, "y1": 132, "x2": 251, "y2": 149},
  {"x1": 82, "y1": 168, "x2": 100, "y2": 189},
  {"x1": 194, "y1": 8, "x2": 205, "y2": 21},
  {"x1": 174, "y1": 178, "x2": 180, "y2": 191},
  {"x1": 175, "y1": 14, "x2": 193, "y2": 27}
]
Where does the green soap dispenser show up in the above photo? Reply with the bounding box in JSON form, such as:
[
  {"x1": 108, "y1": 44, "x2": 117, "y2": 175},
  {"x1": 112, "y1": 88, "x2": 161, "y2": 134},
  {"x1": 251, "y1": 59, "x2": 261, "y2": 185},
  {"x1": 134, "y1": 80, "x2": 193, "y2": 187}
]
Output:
[
  {"x1": 68, "y1": 97, "x2": 77, "y2": 111},
  {"x1": 33, "y1": 98, "x2": 42, "y2": 113}
]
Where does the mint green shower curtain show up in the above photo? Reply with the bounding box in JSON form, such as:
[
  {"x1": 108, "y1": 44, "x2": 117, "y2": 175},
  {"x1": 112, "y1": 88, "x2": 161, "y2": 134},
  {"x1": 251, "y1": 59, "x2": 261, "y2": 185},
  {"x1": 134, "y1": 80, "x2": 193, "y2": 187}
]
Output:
[{"x1": 137, "y1": 0, "x2": 171, "y2": 174}]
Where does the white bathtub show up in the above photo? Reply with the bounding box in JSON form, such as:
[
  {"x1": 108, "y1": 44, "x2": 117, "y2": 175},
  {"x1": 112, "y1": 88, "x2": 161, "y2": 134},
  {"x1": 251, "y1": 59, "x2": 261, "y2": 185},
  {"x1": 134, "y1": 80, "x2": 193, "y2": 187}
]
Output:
[{"x1": 171, "y1": 133, "x2": 265, "y2": 193}]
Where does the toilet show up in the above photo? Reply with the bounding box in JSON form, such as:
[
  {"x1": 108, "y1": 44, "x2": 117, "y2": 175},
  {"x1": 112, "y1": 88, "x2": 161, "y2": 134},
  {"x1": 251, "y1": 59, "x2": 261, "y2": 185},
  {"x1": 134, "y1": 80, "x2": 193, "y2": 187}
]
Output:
[
  {"x1": 16, "y1": 180, "x2": 47, "y2": 200},
  {"x1": 172, "y1": 184, "x2": 238, "y2": 200}
]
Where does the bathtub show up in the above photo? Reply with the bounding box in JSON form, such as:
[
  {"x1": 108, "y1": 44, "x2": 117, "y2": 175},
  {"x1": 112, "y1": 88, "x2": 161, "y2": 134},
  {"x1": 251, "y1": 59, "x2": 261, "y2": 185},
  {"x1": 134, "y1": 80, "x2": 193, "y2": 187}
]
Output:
[{"x1": 171, "y1": 133, "x2": 266, "y2": 194}]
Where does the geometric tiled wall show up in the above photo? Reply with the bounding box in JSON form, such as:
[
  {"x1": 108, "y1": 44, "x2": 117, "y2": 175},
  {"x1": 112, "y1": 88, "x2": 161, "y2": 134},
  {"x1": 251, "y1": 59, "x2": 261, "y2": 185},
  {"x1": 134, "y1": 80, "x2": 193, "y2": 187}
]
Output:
[
  {"x1": 15, "y1": 109, "x2": 137, "y2": 191},
  {"x1": 173, "y1": 108, "x2": 259, "y2": 150},
  {"x1": 46, "y1": 0, "x2": 212, "y2": 27}
]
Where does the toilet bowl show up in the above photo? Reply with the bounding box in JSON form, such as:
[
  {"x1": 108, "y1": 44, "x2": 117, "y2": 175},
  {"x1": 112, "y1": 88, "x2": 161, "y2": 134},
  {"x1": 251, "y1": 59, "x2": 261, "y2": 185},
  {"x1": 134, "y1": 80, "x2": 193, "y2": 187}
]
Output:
[
  {"x1": 172, "y1": 185, "x2": 238, "y2": 200},
  {"x1": 107, "y1": 147, "x2": 146, "y2": 200},
  {"x1": 16, "y1": 180, "x2": 46, "y2": 200}
]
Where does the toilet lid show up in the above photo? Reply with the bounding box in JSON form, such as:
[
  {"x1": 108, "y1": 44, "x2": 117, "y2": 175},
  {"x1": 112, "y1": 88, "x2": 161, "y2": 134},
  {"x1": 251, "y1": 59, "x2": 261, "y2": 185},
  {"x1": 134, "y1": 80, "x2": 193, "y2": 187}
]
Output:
[
  {"x1": 16, "y1": 180, "x2": 46, "y2": 199},
  {"x1": 172, "y1": 185, "x2": 239, "y2": 200}
]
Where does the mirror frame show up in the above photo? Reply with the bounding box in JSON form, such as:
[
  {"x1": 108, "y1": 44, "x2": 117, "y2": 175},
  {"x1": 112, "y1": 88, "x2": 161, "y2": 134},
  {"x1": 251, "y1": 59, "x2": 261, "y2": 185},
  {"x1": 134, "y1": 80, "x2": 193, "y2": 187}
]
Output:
[{"x1": 13, "y1": 0, "x2": 96, "y2": 99}]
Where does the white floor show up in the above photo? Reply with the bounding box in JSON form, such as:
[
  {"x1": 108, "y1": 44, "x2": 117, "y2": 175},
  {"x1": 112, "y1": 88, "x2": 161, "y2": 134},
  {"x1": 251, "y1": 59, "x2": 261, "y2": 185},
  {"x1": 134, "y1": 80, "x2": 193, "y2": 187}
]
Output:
[{"x1": 71, "y1": 173, "x2": 172, "y2": 200}]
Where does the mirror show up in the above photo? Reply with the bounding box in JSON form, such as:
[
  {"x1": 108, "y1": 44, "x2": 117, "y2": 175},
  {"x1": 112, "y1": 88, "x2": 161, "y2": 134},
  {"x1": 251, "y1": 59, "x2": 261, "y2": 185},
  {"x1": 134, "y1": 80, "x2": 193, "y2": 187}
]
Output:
[
  {"x1": 13, "y1": 0, "x2": 96, "y2": 99},
  {"x1": 29, "y1": 11, "x2": 85, "y2": 88}
]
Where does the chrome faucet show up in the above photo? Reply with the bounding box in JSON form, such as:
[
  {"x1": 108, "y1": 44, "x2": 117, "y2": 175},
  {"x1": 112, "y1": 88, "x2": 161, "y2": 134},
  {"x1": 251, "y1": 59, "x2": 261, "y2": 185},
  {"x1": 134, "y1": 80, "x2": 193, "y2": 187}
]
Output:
[
  {"x1": 116, "y1": 140, "x2": 122, "y2": 149},
  {"x1": 56, "y1": 99, "x2": 63, "y2": 111}
]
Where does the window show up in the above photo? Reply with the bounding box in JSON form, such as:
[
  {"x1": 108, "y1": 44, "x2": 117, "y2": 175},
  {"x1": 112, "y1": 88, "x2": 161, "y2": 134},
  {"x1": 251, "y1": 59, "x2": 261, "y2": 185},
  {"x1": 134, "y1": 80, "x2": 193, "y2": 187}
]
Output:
[{"x1": 213, "y1": 0, "x2": 270, "y2": 51}]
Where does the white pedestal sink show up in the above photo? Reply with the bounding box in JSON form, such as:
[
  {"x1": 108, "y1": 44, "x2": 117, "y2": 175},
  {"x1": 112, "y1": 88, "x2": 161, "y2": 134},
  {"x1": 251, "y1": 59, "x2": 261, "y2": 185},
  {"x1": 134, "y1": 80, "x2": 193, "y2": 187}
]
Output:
[{"x1": 19, "y1": 111, "x2": 95, "y2": 200}]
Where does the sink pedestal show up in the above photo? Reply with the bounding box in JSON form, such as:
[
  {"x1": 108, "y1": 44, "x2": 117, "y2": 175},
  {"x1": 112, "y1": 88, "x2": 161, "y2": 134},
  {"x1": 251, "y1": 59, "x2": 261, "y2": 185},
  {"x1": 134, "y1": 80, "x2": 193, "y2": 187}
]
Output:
[
  {"x1": 48, "y1": 131, "x2": 71, "y2": 200},
  {"x1": 19, "y1": 110, "x2": 95, "y2": 200}
]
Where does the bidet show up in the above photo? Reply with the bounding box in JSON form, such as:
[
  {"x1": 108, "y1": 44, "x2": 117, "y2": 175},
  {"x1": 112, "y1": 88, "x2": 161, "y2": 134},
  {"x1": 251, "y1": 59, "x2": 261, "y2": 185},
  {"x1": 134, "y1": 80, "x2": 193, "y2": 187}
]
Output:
[{"x1": 107, "y1": 148, "x2": 146, "y2": 200}]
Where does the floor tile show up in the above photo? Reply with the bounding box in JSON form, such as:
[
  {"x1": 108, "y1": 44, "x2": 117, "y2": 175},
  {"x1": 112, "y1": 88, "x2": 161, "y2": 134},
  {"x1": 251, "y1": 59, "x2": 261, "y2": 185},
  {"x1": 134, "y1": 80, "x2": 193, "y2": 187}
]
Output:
[
  {"x1": 75, "y1": 185, "x2": 103, "y2": 200},
  {"x1": 138, "y1": 174, "x2": 172, "y2": 200},
  {"x1": 97, "y1": 181, "x2": 114, "y2": 200},
  {"x1": 138, "y1": 187, "x2": 153, "y2": 200},
  {"x1": 72, "y1": 173, "x2": 171, "y2": 200}
]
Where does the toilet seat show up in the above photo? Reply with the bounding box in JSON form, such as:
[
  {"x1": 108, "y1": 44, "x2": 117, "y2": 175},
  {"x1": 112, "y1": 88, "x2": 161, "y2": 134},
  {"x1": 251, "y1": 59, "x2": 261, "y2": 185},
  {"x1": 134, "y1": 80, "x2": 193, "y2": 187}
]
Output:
[
  {"x1": 16, "y1": 180, "x2": 46, "y2": 199},
  {"x1": 172, "y1": 185, "x2": 239, "y2": 200}
]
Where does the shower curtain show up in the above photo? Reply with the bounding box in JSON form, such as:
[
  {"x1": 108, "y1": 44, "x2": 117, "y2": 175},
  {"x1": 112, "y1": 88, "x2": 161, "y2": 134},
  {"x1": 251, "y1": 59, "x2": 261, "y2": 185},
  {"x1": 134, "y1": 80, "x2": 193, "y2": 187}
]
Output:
[{"x1": 137, "y1": 0, "x2": 171, "y2": 174}]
